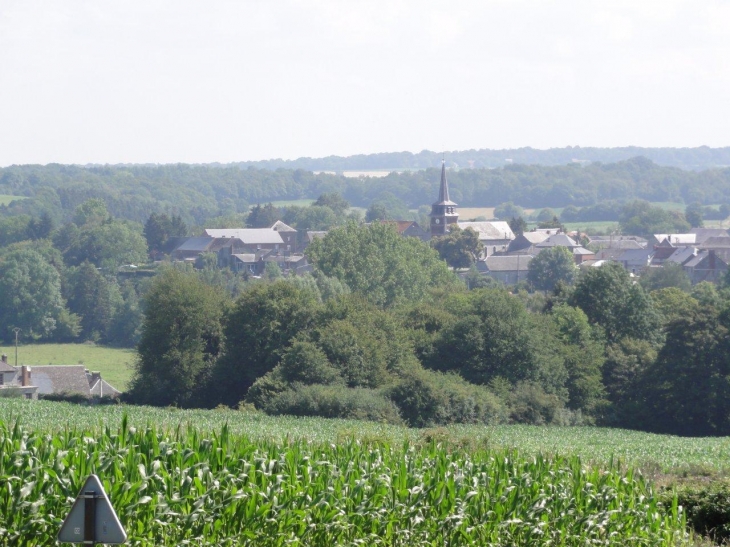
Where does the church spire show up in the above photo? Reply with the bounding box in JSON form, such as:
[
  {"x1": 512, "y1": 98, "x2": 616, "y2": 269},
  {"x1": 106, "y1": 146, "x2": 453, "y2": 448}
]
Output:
[
  {"x1": 429, "y1": 157, "x2": 458, "y2": 236},
  {"x1": 438, "y1": 160, "x2": 450, "y2": 203}
]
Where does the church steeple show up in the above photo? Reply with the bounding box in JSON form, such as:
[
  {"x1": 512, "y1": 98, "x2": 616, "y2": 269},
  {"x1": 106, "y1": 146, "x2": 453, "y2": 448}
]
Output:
[
  {"x1": 430, "y1": 159, "x2": 459, "y2": 236},
  {"x1": 436, "y1": 159, "x2": 452, "y2": 204}
]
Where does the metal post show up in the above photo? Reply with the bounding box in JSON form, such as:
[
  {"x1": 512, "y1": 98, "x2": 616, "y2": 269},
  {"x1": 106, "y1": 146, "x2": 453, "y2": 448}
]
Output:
[
  {"x1": 84, "y1": 491, "x2": 97, "y2": 546},
  {"x1": 12, "y1": 328, "x2": 20, "y2": 368}
]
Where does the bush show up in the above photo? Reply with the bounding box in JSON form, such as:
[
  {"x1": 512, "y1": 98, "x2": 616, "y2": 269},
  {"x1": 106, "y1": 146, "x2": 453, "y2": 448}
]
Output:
[
  {"x1": 660, "y1": 482, "x2": 730, "y2": 543},
  {"x1": 263, "y1": 383, "x2": 403, "y2": 424},
  {"x1": 388, "y1": 368, "x2": 507, "y2": 428},
  {"x1": 508, "y1": 381, "x2": 565, "y2": 425}
]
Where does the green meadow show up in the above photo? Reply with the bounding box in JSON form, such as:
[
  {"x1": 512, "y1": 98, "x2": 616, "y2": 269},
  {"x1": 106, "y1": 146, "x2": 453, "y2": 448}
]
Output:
[{"x1": 0, "y1": 343, "x2": 135, "y2": 391}]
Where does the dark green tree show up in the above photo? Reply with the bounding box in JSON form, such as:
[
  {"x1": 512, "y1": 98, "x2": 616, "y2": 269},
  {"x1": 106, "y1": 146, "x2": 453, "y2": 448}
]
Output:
[
  {"x1": 685, "y1": 202, "x2": 704, "y2": 228},
  {"x1": 66, "y1": 261, "x2": 121, "y2": 341},
  {"x1": 639, "y1": 263, "x2": 692, "y2": 292},
  {"x1": 127, "y1": 269, "x2": 226, "y2": 407},
  {"x1": 313, "y1": 192, "x2": 350, "y2": 216},
  {"x1": 527, "y1": 247, "x2": 576, "y2": 291},
  {"x1": 509, "y1": 216, "x2": 527, "y2": 236},
  {"x1": 365, "y1": 202, "x2": 389, "y2": 222},
  {"x1": 432, "y1": 226, "x2": 483, "y2": 269},
  {"x1": 210, "y1": 281, "x2": 320, "y2": 407},
  {"x1": 0, "y1": 248, "x2": 66, "y2": 340},
  {"x1": 639, "y1": 307, "x2": 730, "y2": 435},
  {"x1": 247, "y1": 203, "x2": 280, "y2": 228},
  {"x1": 569, "y1": 262, "x2": 661, "y2": 344}
]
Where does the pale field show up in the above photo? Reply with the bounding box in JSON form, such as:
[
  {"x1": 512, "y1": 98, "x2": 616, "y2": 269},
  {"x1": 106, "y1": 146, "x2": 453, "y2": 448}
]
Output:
[
  {"x1": 458, "y1": 207, "x2": 496, "y2": 220},
  {"x1": 0, "y1": 194, "x2": 26, "y2": 206}
]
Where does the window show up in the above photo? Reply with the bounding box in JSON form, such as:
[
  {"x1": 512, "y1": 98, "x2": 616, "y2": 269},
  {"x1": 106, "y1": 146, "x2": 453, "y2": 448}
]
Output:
[
  {"x1": 0, "y1": 374, "x2": 4, "y2": 385},
  {"x1": 25, "y1": 393, "x2": 32, "y2": 400}
]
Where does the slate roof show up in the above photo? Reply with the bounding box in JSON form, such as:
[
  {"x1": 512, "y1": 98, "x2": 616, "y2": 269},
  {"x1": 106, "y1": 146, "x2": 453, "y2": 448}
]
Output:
[
  {"x1": 0, "y1": 357, "x2": 15, "y2": 373},
  {"x1": 536, "y1": 234, "x2": 579, "y2": 248},
  {"x1": 665, "y1": 246, "x2": 698, "y2": 265},
  {"x1": 699, "y1": 236, "x2": 730, "y2": 249},
  {"x1": 175, "y1": 237, "x2": 214, "y2": 253},
  {"x1": 26, "y1": 365, "x2": 93, "y2": 396},
  {"x1": 572, "y1": 247, "x2": 594, "y2": 255},
  {"x1": 690, "y1": 228, "x2": 730, "y2": 244},
  {"x1": 457, "y1": 221, "x2": 514, "y2": 240},
  {"x1": 484, "y1": 255, "x2": 533, "y2": 272},
  {"x1": 204, "y1": 229, "x2": 284, "y2": 245},
  {"x1": 433, "y1": 161, "x2": 457, "y2": 206},
  {"x1": 232, "y1": 253, "x2": 258, "y2": 263},
  {"x1": 587, "y1": 236, "x2": 647, "y2": 249}
]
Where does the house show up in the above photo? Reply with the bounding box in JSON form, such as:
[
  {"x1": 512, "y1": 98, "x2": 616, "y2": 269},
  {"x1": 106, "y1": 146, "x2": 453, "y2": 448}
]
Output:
[
  {"x1": 481, "y1": 255, "x2": 533, "y2": 285},
  {"x1": 379, "y1": 220, "x2": 430, "y2": 241},
  {"x1": 0, "y1": 355, "x2": 121, "y2": 399},
  {"x1": 226, "y1": 248, "x2": 308, "y2": 275},
  {"x1": 684, "y1": 250, "x2": 729, "y2": 284},
  {"x1": 586, "y1": 235, "x2": 647, "y2": 250},
  {"x1": 698, "y1": 236, "x2": 730, "y2": 250},
  {"x1": 664, "y1": 246, "x2": 699, "y2": 266},
  {"x1": 270, "y1": 221, "x2": 299, "y2": 250},
  {"x1": 172, "y1": 236, "x2": 216, "y2": 261},
  {"x1": 507, "y1": 232, "x2": 550, "y2": 253},
  {"x1": 204, "y1": 228, "x2": 286, "y2": 251},
  {"x1": 690, "y1": 228, "x2": 730, "y2": 245},
  {"x1": 457, "y1": 221, "x2": 514, "y2": 256},
  {"x1": 651, "y1": 234, "x2": 697, "y2": 247},
  {"x1": 618, "y1": 248, "x2": 654, "y2": 273}
]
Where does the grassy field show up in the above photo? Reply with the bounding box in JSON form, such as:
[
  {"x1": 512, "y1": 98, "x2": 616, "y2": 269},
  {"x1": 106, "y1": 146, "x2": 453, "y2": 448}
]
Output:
[
  {"x1": 0, "y1": 401, "x2": 700, "y2": 545},
  {"x1": 268, "y1": 198, "x2": 317, "y2": 207},
  {"x1": 0, "y1": 194, "x2": 26, "y2": 206},
  {"x1": 0, "y1": 343, "x2": 135, "y2": 391}
]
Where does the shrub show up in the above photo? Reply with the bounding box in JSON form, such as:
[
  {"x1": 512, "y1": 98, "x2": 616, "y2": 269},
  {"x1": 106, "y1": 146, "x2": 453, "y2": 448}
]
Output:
[
  {"x1": 263, "y1": 383, "x2": 403, "y2": 424},
  {"x1": 660, "y1": 481, "x2": 730, "y2": 543},
  {"x1": 508, "y1": 381, "x2": 565, "y2": 425},
  {"x1": 388, "y1": 368, "x2": 507, "y2": 428}
]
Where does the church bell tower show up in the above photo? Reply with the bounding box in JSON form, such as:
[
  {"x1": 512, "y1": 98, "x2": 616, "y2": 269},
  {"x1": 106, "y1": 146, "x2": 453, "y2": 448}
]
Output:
[{"x1": 429, "y1": 159, "x2": 458, "y2": 236}]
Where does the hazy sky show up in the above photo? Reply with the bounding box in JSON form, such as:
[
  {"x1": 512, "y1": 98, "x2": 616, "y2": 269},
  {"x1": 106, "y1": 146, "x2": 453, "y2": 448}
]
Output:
[{"x1": 1, "y1": 0, "x2": 729, "y2": 165}]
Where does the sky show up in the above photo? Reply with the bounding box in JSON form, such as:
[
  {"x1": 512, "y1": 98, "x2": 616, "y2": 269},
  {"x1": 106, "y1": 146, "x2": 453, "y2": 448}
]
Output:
[{"x1": 1, "y1": 0, "x2": 729, "y2": 166}]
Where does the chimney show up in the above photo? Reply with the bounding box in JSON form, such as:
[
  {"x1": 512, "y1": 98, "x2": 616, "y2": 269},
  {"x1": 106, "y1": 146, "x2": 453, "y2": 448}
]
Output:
[
  {"x1": 1, "y1": 354, "x2": 7, "y2": 364},
  {"x1": 21, "y1": 365, "x2": 31, "y2": 387}
]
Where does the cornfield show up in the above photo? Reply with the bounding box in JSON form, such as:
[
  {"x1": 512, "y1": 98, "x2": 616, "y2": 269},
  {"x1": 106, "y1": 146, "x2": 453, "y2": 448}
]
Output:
[{"x1": 0, "y1": 405, "x2": 690, "y2": 546}]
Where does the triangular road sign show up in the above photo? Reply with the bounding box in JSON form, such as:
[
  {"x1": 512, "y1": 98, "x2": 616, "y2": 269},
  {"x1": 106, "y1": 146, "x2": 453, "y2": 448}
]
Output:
[{"x1": 58, "y1": 474, "x2": 127, "y2": 544}]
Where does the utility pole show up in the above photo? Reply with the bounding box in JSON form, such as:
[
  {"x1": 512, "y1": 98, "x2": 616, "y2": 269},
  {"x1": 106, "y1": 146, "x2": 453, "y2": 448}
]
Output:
[{"x1": 12, "y1": 328, "x2": 20, "y2": 367}]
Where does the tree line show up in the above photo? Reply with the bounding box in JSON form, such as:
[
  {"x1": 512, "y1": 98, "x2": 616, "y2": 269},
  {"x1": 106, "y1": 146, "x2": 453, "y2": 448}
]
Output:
[
  {"x1": 3, "y1": 158, "x2": 730, "y2": 231},
  {"x1": 128, "y1": 222, "x2": 730, "y2": 437}
]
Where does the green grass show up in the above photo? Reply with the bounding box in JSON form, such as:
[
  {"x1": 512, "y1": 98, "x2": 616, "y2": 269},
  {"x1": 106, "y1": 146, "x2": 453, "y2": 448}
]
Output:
[
  {"x1": 0, "y1": 343, "x2": 135, "y2": 391},
  {"x1": 0, "y1": 194, "x2": 26, "y2": 206},
  {"x1": 0, "y1": 403, "x2": 692, "y2": 546},
  {"x1": 268, "y1": 198, "x2": 317, "y2": 207}
]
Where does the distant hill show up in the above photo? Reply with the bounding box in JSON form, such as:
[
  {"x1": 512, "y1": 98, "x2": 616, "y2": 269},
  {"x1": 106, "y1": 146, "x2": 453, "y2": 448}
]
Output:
[{"x1": 224, "y1": 146, "x2": 730, "y2": 172}]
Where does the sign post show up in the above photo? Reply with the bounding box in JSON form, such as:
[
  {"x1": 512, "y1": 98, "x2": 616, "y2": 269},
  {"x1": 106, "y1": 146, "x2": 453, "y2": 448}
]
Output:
[{"x1": 58, "y1": 474, "x2": 126, "y2": 545}]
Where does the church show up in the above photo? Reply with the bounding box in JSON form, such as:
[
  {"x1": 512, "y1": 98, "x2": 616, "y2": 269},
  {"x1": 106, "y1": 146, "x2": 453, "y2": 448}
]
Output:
[{"x1": 429, "y1": 160, "x2": 514, "y2": 255}]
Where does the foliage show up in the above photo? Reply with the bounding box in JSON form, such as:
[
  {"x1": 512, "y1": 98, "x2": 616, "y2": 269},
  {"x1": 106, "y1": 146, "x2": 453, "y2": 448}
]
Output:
[
  {"x1": 619, "y1": 200, "x2": 690, "y2": 237},
  {"x1": 388, "y1": 367, "x2": 506, "y2": 427},
  {"x1": 431, "y1": 226, "x2": 483, "y2": 269},
  {"x1": 127, "y1": 269, "x2": 226, "y2": 407},
  {"x1": 494, "y1": 202, "x2": 524, "y2": 220},
  {"x1": 569, "y1": 262, "x2": 662, "y2": 344},
  {"x1": 527, "y1": 247, "x2": 576, "y2": 291},
  {"x1": 0, "y1": 412, "x2": 690, "y2": 546},
  {"x1": 306, "y1": 222, "x2": 459, "y2": 308},
  {"x1": 211, "y1": 281, "x2": 321, "y2": 407},
  {"x1": 639, "y1": 262, "x2": 692, "y2": 292},
  {"x1": 0, "y1": 248, "x2": 66, "y2": 340},
  {"x1": 262, "y1": 384, "x2": 403, "y2": 424},
  {"x1": 638, "y1": 307, "x2": 730, "y2": 436}
]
